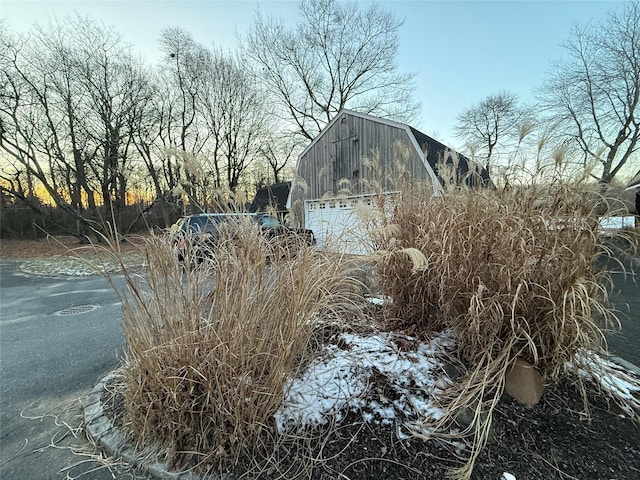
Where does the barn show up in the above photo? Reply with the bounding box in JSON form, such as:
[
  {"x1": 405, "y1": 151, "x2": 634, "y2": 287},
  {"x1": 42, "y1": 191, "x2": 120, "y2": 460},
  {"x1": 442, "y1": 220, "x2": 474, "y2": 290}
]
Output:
[{"x1": 286, "y1": 109, "x2": 488, "y2": 254}]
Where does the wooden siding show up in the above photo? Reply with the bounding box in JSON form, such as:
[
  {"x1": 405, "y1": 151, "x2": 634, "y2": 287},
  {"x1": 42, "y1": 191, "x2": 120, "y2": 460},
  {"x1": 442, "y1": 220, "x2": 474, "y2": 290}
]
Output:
[{"x1": 295, "y1": 112, "x2": 432, "y2": 202}]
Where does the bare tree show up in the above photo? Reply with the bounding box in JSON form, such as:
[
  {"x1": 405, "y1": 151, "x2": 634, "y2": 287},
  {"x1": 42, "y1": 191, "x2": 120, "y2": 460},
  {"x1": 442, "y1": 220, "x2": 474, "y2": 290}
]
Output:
[
  {"x1": 244, "y1": 0, "x2": 419, "y2": 140},
  {"x1": 1, "y1": 20, "x2": 96, "y2": 237},
  {"x1": 155, "y1": 27, "x2": 217, "y2": 212},
  {"x1": 158, "y1": 27, "x2": 210, "y2": 155},
  {"x1": 1, "y1": 16, "x2": 154, "y2": 236},
  {"x1": 133, "y1": 73, "x2": 185, "y2": 198},
  {"x1": 128, "y1": 70, "x2": 181, "y2": 224},
  {"x1": 258, "y1": 132, "x2": 300, "y2": 185},
  {"x1": 454, "y1": 91, "x2": 530, "y2": 175},
  {"x1": 538, "y1": 1, "x2": 640, "y2": 186},
  {"x1": 201, "y1": 50, "x2": 271, "y2": 194},
  {"x1": 72, "y1": 19, "x2": 154, "y2": 233}
]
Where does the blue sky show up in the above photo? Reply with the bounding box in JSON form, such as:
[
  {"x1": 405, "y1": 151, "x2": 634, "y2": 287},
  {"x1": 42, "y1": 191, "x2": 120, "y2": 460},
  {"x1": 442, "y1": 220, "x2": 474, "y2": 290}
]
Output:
[{"x1": 1, "y1": 0, "x2": 626, "y2": 149}]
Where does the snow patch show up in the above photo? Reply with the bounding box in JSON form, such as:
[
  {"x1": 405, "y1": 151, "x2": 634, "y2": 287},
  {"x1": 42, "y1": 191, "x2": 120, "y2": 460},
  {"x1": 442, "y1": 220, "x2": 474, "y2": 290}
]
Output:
[
  {"x1": 274, "y1": 330, "x2": 454, "y2": 436},
  {"x1": 570, "y1": 351, "x2": 640, "y2": 416},
  {"x1": 365, "y1": 295, "x2": 392, "y2": 306}
]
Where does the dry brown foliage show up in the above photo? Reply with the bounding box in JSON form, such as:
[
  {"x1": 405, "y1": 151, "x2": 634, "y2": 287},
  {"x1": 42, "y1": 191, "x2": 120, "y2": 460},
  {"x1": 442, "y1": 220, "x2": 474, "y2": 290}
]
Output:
[
  {"x1": 118, "y1": 218, "x2": 367, "y2": 473},
  {"x1": 366, "y1": 175, "x2": 637, "y2": 479}
]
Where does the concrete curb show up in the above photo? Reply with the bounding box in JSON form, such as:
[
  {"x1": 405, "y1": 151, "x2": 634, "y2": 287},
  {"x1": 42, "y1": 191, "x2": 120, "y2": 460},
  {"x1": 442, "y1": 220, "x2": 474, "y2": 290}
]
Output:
[{"x1": 84, "y1": 369, "x2": 204, "y2": 480}]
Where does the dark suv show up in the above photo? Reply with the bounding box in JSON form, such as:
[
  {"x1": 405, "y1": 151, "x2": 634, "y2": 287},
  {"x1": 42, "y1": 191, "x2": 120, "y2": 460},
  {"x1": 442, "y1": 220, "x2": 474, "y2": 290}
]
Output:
[{"x1": 171, "y1": 213, "x2": 315, "y2": 261}]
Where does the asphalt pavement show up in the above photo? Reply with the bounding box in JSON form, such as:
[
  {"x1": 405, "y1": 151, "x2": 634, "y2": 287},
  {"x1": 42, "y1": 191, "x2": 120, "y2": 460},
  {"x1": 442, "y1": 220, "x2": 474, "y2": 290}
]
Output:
[
  {"x1": 0, "y1": 261, "x2": 139, "y2": 480},
  {"x1": 603, "y1": 250, "x2": 640, "y2": 367}
]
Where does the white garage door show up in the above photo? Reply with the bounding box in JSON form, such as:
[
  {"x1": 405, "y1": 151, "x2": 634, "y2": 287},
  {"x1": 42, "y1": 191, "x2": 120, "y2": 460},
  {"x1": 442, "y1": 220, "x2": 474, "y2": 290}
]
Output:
[{"x1": 304, "y1": 196, "x2": 376, "y2": 255}]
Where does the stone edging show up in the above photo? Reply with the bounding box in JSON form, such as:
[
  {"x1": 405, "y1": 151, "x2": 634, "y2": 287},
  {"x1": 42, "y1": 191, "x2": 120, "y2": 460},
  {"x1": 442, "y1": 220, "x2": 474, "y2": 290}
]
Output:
[{"x1": 84, "y1": 369, "x2": 203, "y2": 480}]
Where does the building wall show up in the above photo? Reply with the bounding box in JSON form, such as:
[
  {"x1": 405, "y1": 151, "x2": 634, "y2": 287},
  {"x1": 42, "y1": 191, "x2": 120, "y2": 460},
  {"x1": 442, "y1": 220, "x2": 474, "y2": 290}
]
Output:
[
  {"x1": 287, "y1": 111, "x2": 438, "y2": 252},
  {"x1": 294, "y1": 112, "x2": 433, "y2": 203}
]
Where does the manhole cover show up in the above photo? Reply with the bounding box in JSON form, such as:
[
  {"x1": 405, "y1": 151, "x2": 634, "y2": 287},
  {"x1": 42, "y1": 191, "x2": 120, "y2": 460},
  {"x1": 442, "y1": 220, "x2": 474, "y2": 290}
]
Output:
[{"x1": 54, "y1": 304, "x2": 100, "y2": 316}]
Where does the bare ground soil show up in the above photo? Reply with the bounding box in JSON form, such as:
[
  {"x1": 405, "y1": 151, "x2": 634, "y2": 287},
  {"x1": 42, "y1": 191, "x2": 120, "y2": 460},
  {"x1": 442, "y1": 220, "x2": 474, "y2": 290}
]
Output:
[
  {"x1": 3, "y1": 236, "x2": 640, "y2": 479},
  {"x1": 0, "y1": 235, "x2": 144, "y2": 259},
  {"x1": 1, "y1": 235, "x2": 147, "y2": 275},
  {"x1": 266, "y1": 379, "x2": 640, "y2": 480}
]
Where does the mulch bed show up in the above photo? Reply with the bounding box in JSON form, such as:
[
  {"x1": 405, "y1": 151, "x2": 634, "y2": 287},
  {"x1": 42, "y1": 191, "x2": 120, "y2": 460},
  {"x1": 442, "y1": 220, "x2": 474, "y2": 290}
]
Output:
[{"x1": 101, "y1": 373, "x2": 640, "y2": 479}]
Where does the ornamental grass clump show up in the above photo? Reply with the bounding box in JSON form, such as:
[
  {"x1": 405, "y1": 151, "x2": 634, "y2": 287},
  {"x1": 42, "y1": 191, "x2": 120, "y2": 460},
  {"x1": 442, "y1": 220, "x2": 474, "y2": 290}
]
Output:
[
  {"x1": 120, "y1": 217, "x2": 365, "y2": 473},
  {"x1": 369, "y1": 175, "x2": 635, "y2": 479},
  {"x1": 375, "y1": 179, "x2": 617, "y2": 377}
]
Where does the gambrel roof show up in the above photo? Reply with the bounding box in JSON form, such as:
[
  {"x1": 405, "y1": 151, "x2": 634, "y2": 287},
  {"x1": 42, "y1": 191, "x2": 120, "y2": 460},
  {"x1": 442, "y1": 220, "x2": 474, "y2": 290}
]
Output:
[
  {"x1": 408, "y1": 126, "x2": 491, "y2": 187},
  {"x1": 285, "y1": 110, "x2": 492, "y2": 252},
  {"x1": 295, "y1": 109, "x2": 490, "y2": 191}
]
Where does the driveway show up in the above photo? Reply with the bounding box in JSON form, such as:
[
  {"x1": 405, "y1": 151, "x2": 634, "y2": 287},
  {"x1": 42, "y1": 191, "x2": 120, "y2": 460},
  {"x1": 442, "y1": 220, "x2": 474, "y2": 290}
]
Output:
[
  {"x1": 604, "y1": 251, "x2": 640, "y2": 367},
  {"x1": 0, "y1": 261, "x2": 141, "y2": 480}
]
